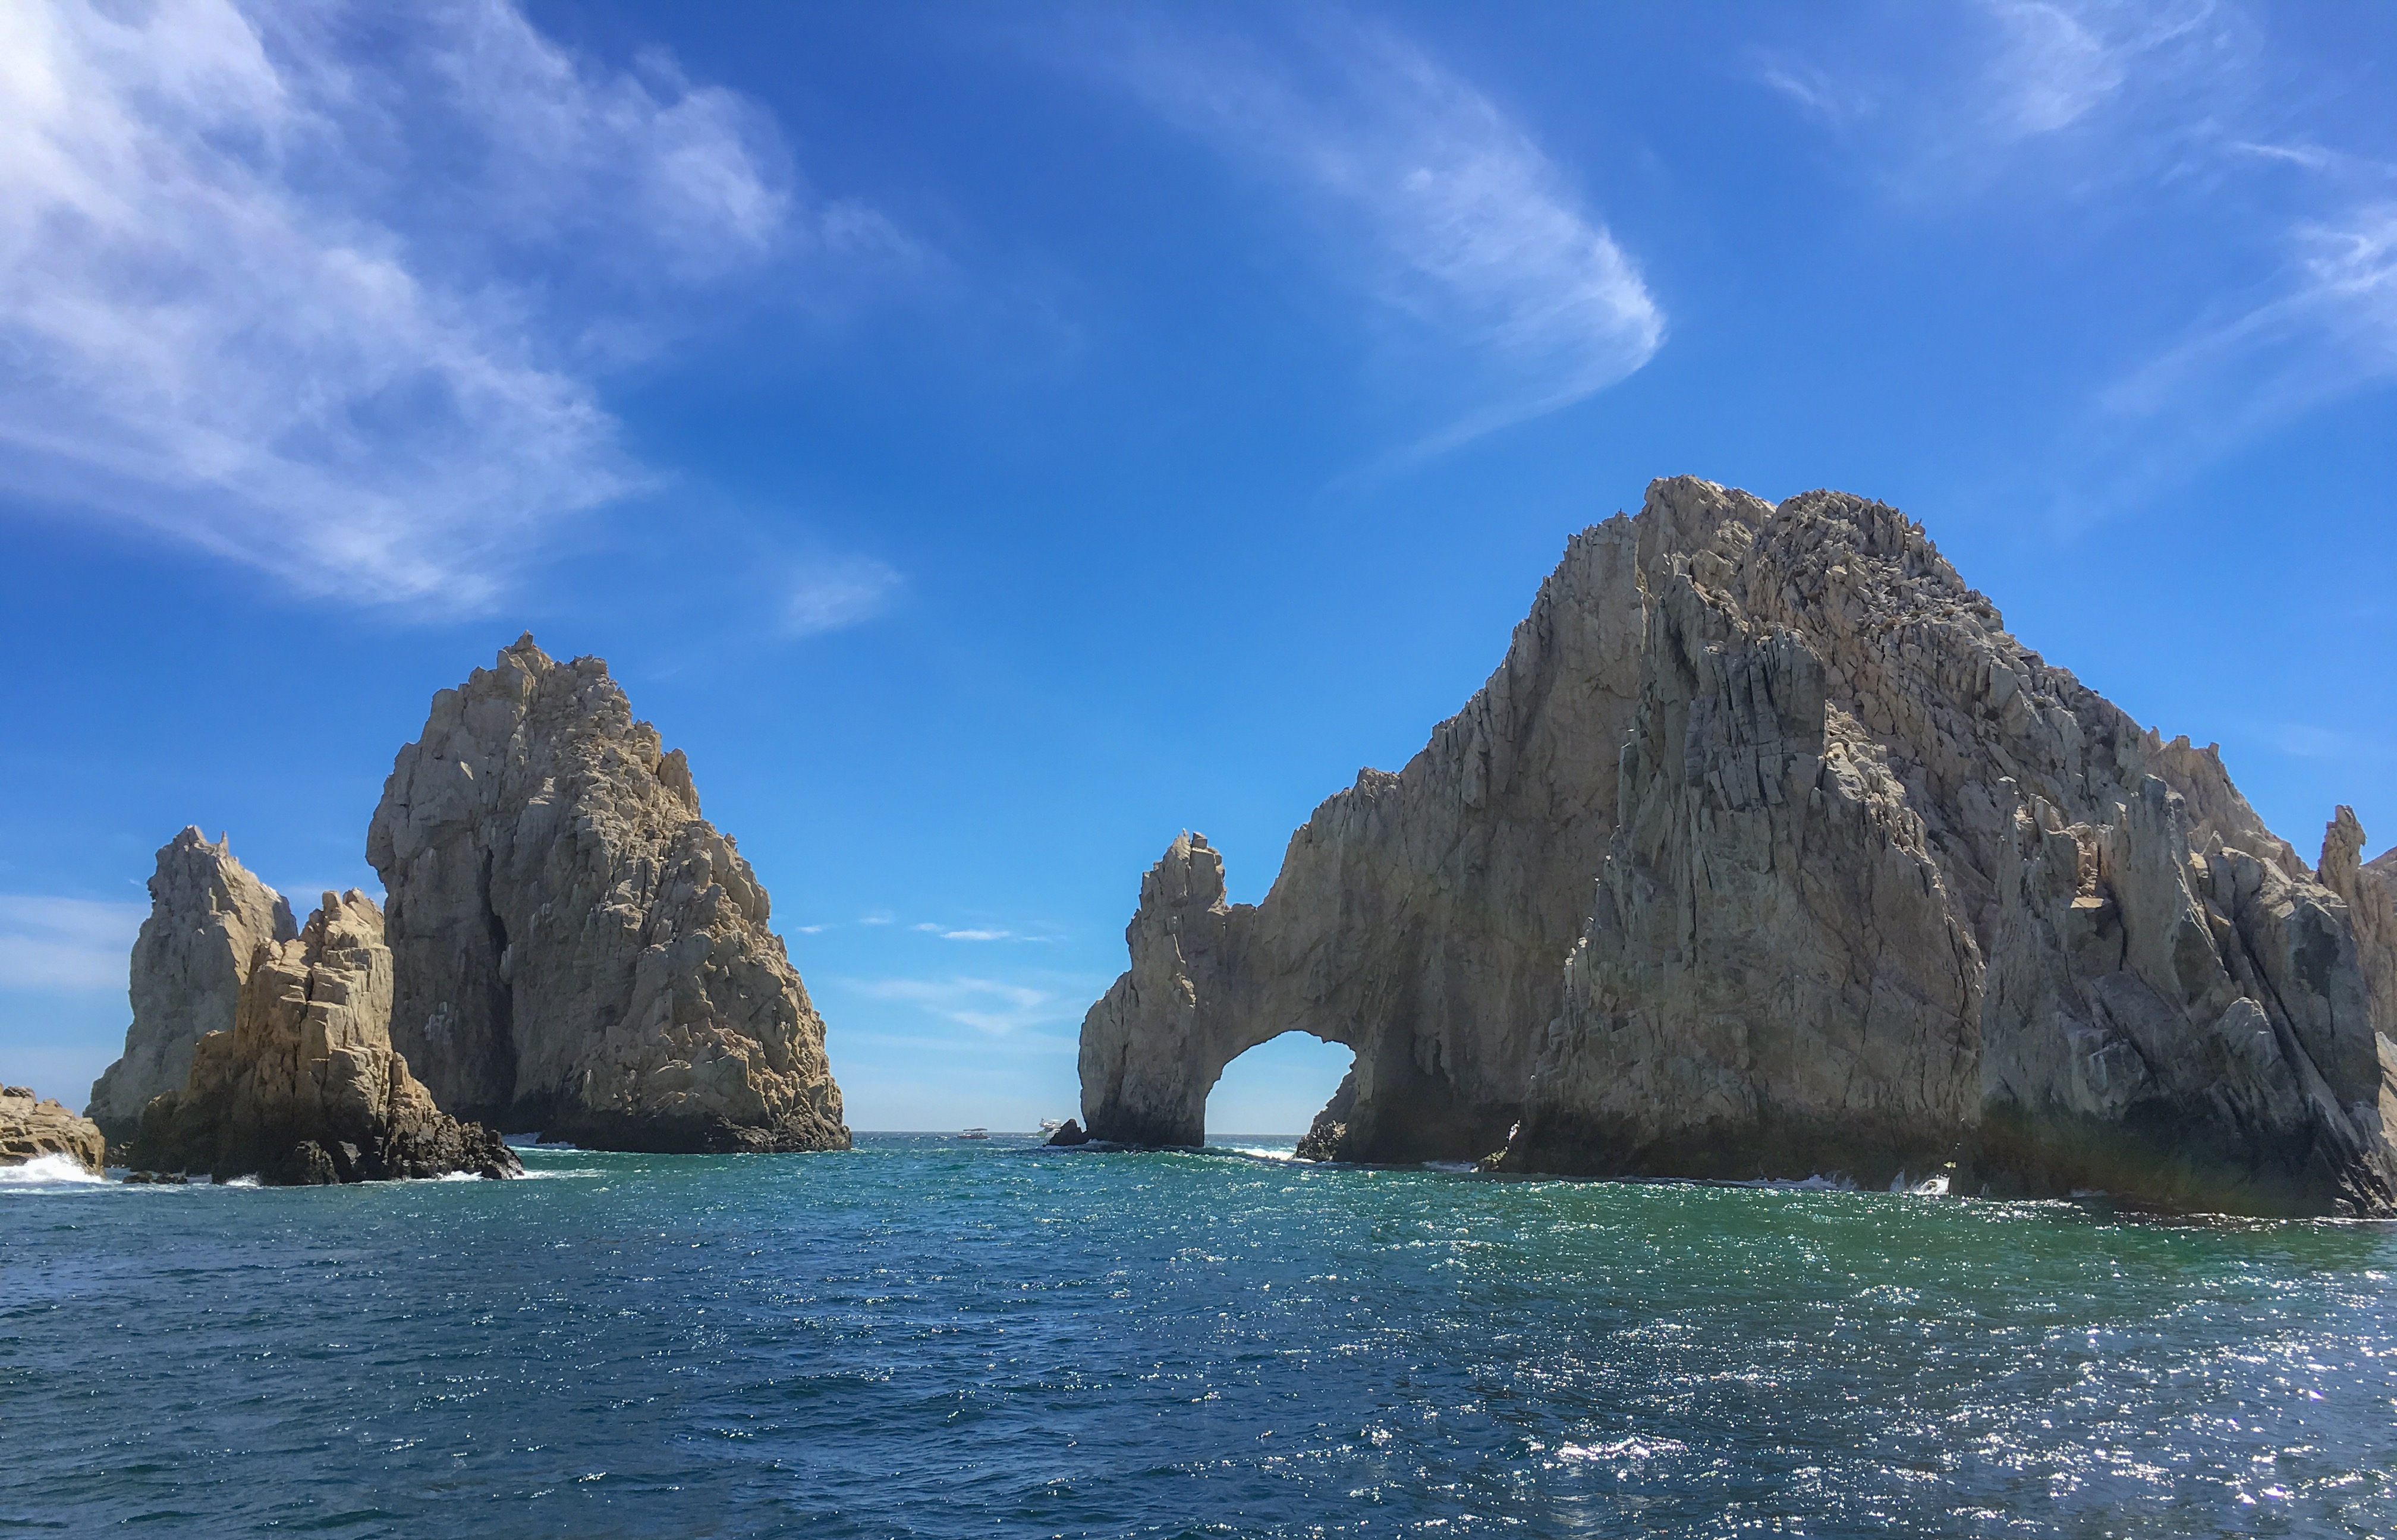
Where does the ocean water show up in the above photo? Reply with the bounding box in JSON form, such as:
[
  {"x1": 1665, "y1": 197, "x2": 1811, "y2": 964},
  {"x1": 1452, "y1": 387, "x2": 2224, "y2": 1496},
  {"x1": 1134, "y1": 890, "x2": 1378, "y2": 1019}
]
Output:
[{"x1": 4, "y1": 1135, "x2": 2393, "y2": 1538}]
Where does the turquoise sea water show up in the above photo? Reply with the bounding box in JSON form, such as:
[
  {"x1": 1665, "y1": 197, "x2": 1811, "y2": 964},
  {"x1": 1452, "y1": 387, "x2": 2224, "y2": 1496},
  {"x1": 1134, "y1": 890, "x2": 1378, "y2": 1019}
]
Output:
[{"x1": 4, "y1": 1133, "x2": 2394, "y2": 1537}]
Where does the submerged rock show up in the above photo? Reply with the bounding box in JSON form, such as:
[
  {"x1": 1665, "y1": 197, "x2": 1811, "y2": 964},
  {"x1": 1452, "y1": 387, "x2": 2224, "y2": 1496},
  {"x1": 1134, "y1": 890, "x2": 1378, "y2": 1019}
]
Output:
[
  {"x1": 124, "y1": 890, "x2": 517, "y2": 1184},
  {"x1": 1076, "y1": 477, "x2": 2397, "y2": 1215},
  {"x1": 1, "y1": 1086, "x2": 107, "y2": 1173},
  {"x1": 86, "y1": 829, "x2": 295, "y2": 1142},
  {"x1": 367, "y1": 635, "x2": 848, "y2": 1154}
]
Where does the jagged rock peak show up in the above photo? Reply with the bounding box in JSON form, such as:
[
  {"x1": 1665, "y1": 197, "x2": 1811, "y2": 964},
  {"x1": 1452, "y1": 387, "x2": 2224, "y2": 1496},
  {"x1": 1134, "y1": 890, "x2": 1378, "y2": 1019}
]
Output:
[
  {"x1": 367, "y1": 636, "x2": 848, "y2": 1154},
  {"x1": 87, "y1": 826, "x2": 296, "y2": 1142},
  {"x1": 1076, "y1": 476, "x2": 2397, "y2": 1215},
  {"x1": 123, "y1": 889, "x2": 517, "y2": 1184},
  {"x1": 2, "y1": 1086, "x2": 108, "y2": 1173}
]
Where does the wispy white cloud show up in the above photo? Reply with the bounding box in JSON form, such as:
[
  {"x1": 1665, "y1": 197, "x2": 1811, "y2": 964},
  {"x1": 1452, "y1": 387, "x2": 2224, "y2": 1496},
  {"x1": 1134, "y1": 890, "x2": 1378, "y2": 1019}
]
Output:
[
  {"x1": 0, "y1": 0, "x2": 905, "y2": 609},
  {"x1": 2103, "y1": 199, "x2": 2397, "y2": 434},
  {"x1": 1754, "y1": 0, "x2": 2393, "y2": 496},
  {"x1": 938, "y1": 928, "x2": 1011, "y2": 942},
  {"x1": 0, "y1": 895, "x2": 146, "y2": 993},
  {"x1": 1087, "y1": 12, "x2": 1662, "y2": 453},
  {"x1": 785, "y1": 555, "x2": 902, "y2": 638},
  {"x1": 1751, "y1": 58, "x2": 1871, "y2": 127},
  {"x1": 1754, "y1": 0, "x2": 2242, "y2": 193},
  {"x1": 840, "y1": 975, "x2": 1086, "y2": 1036}
]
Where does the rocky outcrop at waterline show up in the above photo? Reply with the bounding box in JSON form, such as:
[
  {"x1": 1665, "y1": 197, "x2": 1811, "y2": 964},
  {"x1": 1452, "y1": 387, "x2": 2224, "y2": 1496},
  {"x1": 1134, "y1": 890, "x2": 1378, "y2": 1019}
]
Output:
[
  {"x1": 1, "y1": 1086, "x2": 108, "y2": 1173},
  {"x1": 86, "y1": 829, "x2": 295, "y2": 1142},
  {"x1": 122, "y1": 890, "x2": 517, "y2": 1184},
  {"x1": 1075, "y1": 477, "x2": 2397, "y2": 1215},
  {"x1": 367, "y1": 635, "x2": 848, "y2": 1154}
]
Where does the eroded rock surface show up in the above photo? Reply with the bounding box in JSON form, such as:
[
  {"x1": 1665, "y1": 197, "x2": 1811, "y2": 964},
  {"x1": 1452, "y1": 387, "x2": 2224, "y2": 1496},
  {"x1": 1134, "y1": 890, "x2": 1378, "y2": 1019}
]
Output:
[
  {"x1": 1078, "y1": 518, "x2": 1646, "y2": 1160},
  {"x1": 1, "y1": 1086, "x2": 107, "y2": 1173},
  {"x1": 1078, "y1": 477, "x2": 2397, "y2": 1214},
  {"x1": 87, "y1": 828, "x2": 295, "y2": 1142},
  {"x1": 125, "y1": 890, "x2": 517, "y2": 1184},
  {"x1": 367, "y1": 635, "x2": 848, "y2": 1153}
]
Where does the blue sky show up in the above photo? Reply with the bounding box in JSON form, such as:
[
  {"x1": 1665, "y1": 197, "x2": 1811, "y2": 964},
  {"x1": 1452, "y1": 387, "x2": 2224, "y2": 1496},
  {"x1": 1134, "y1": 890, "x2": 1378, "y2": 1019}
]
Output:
[{"x1": 1, "y1": 1, "x2": 2391, "y2": 1133}]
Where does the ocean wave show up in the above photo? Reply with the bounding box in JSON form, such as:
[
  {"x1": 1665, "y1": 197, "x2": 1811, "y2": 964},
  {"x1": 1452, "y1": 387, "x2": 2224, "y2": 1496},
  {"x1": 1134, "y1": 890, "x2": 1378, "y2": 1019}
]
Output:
[{"x1": 0, "y1": 1154, "x2": 111, "y2": 1188}]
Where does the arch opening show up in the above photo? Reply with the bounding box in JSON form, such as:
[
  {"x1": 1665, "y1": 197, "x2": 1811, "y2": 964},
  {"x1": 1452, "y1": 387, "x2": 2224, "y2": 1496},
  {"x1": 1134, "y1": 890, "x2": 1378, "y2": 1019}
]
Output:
[{"x1": 1205, "y1": 1031, "x2": 1354, "y2": 1145}]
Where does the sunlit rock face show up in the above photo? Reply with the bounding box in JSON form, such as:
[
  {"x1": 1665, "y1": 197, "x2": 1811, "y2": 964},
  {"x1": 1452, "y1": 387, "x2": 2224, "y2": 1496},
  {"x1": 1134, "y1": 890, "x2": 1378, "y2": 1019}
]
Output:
[
  {"x1": 87, "y1": 827, "x2": 296, "y2": 1143},
  {"x1": 123, "y1": 889, "x2": 517, "y2": 1185},
  {"x1": 1078, "y1": 477, "x2": 2397, "y2": 1215},
  {"x1": 367, "y1": 635, "x2": 848, "y2": 1154},
  {"x1": 2, "y1": 1086, "x2": 108, "y2": 1173},
  {"x1": 1079, "y1": 506, "x2": 1651, "y2": 1162}
]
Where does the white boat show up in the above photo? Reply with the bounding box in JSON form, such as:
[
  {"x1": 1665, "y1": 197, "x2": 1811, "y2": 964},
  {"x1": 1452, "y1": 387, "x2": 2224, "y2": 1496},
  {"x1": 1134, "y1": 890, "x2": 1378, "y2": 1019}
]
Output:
[
  {"x1": 957, "y1": 1127, "x2": 989, "y2": 1140},
  {"x1": 1037, "y1": 1118, "x2": 1066, "y2": 1133}
]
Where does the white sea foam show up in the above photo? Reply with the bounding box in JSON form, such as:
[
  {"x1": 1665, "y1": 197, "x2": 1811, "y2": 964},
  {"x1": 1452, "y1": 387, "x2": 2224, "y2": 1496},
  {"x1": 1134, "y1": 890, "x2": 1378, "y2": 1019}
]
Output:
[
  {"x1": 0, "y1": 1154, "x2": 110, "y2": 1187},
  {"x1": 1555, "y1": 1435, "x2": 1687, "y2": 1462},
  {"x1": 1890, "y1": 1172, "x2": 1952, "y2": 1196},
  {"x1": 1226, "y1": 1145, "x2": 1301, "y2": 1163}
]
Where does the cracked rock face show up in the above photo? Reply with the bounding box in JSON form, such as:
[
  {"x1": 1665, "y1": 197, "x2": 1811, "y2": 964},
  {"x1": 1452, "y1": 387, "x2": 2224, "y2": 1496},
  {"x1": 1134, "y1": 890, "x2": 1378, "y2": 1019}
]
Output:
[
  {"x1": 2, "y1": 1086, "x2": 108, "y2": 1173},
  {"x1": 125, "y1": 890, "x2": 517, "y2": 1184},
  {"x1": 366, "y1": 635, "x2": 848, "y2": 1154},
  {"x1": 87, "y1": 828, "x2": 295, "y2": 1142},
  {"x1": 1078, "y1": 514, "x2": 1647, "y2": 1160},
  {"x1": 1078, "y1": 477, "x2": 2397, "y2": 1215}
]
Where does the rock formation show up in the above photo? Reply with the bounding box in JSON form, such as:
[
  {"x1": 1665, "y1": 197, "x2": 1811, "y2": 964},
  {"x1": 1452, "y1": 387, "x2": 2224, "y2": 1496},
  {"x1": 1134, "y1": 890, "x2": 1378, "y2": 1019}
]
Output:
[
  {"x1": 2322, "y1": 807, "x2": 2397, "y2": 1040},
  {"x1": 1, "y1": 1086, "x2": 108, "y2": 1173},
  {"x1": 1077, "y1": 477, "x2": 2397, "y2": 1215},
  {"x1": 1078, "y1": 520, "x2": 1645, "y2": 1158},
  {"x1": 86, "y1": 828, "x2": 295, "y2": 1141},
  {"x1": 366, "y1": 635, "x2": 848, "y2": 1154},
  {"x1": 123, "y1": 890, "x2": 516, "y2": 1183}
]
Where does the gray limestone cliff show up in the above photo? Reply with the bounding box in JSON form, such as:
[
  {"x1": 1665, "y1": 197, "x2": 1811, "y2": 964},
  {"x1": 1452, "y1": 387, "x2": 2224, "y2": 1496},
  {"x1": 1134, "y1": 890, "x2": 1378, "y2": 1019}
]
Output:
[
  {"x1": 124, "y1": 890, "x2": 517, "y2": 1184},
  {"x1": 1077, "y1": 477, "x2": 2397, "y2": 1215},
  {"x1": 87, "y1": 828, "x2": 295, "y2": 1142},
  {"x1": 366, "y1": 635, "x2": 848, "y2": 1154}
]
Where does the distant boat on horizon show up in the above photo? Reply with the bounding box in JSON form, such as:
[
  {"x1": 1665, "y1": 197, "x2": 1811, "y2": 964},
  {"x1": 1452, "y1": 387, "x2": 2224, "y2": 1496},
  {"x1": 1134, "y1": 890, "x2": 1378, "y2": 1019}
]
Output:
[
  {"x1": 957, "y1": 1128, "x2": 989, "y2": 1140},
  {"x1": 1037, "y1": 1118, "x2": 1065, "y2": 1134}
]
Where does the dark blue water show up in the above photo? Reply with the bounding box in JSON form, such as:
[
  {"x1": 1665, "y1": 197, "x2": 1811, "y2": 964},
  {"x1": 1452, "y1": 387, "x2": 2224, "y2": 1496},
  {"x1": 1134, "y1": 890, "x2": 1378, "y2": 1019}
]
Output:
[{"x1": 4, "y1": 1135, "x2": 2393, "y2": 1537}]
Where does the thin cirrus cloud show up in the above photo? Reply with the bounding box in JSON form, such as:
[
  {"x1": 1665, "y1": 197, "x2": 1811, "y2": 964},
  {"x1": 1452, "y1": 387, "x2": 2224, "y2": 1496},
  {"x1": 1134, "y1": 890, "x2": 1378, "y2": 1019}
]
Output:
[
  {"x1": 841, "y1": 976, "x2": 1087, "y2": 1037},
  {"x1": 1754, "y1": 1, "x2": 2392, "y2": 491},
  {"x1": 1753, "y1": 0, "x2": 2239, "y2": 184},
  {"x1": 786, "y1": 555, "x2": 904, "y2": 639},
  {"x1": 1086, "y1": 12, "x2": 1663, "y2": 455},
  {"x1": 0, "y1": 0, "x2": 907, "y2": 615}
]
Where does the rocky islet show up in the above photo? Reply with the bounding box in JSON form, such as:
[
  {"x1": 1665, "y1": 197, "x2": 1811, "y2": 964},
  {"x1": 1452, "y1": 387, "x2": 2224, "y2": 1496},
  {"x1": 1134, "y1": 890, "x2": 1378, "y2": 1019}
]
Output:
[
  {"x1": 367, "y1": 636, "x2": 848, "y2": 1154},
  {"x1": 120, "y1": 889, "x2": 517, "y2": 1184},
  {"x1": 1074, "y1": 477, "x2": 2397, "y2": 1217},
  {"x1": 85, "y1": 828, "x2": 295, "y2": 1144},
  {"x1": 1, "y1": 1085, "x2": 108, "y2": 1173}
]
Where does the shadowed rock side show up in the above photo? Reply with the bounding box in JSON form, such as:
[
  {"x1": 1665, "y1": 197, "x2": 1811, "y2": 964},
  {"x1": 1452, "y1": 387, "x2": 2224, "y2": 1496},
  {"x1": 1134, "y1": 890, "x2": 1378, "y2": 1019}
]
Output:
[
  {"x1": 1, "y1": 1086, "x2": 108, "y2": 1173},
  {"x1": 86, "y1": 828, "x2": 296, "y2": 1142},
  {"x1": 367, "y1": 635, "x2": 848, "y2": 1154},
  {"x1": 125, "y1": 890, "x2": 517, "y2": 1184},
  {"x1": 1078, "y1": 512, "x2": 1650, "y2": 1161},
  {"x1": 1080, "y1": 476, "x2": 2397, "y2": 1215}
]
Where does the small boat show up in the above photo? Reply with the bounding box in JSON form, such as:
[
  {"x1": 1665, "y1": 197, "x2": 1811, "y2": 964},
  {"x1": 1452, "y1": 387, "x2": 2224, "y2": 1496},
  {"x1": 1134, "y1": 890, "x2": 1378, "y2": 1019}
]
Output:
[
  {"x1": 957, "y1": 1128, "x2": 989, "y2": 1140},
  {"x1": 1037, "y1": 1118, "x2": 1065, "y2": 1134}
]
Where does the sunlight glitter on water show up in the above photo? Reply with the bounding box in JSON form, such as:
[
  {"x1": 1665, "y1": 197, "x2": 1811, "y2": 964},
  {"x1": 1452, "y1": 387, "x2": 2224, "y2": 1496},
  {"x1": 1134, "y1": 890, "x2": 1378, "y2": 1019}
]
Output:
[{"x1": 4, "y1": 1134, "x2": 2393, "y2": 1537}]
